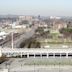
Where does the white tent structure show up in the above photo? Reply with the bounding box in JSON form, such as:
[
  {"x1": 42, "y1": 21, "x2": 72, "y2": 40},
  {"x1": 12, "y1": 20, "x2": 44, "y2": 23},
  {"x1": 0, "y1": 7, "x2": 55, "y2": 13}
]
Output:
[
  {"x1": 0, "y1": 31, "x2": 7, "y2": 36},
  {"x1": 0, "y1": 31, "x2": 8, "y2": 40}
]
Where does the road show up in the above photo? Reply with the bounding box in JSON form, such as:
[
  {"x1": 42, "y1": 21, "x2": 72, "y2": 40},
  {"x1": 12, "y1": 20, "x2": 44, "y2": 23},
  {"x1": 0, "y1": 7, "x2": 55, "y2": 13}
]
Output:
[
  {"x1": 2, "y1": 25, "x2": 38, "y2": 48},
  {"x1": 14, "y1": 25, "x2": 38, "y2": 48}
]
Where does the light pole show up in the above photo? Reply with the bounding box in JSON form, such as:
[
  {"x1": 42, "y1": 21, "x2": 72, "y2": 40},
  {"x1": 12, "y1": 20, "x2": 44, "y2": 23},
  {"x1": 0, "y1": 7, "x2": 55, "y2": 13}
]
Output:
[
  {"x1": 11, "y1": 32, "x2": 14, "y2": 49},
  {"x1": 11, "y1": 22, "x2": 14, "y2": 49}
]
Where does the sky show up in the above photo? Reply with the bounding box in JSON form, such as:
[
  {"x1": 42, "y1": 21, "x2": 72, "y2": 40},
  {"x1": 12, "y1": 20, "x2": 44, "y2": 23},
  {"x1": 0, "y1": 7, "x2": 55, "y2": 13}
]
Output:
[{"x1": 0, "y1": 0, "x2": 72, "y2": 16}]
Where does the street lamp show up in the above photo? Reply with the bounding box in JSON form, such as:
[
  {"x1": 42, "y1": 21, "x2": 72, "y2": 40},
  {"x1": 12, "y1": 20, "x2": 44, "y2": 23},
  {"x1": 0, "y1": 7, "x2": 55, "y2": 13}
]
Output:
[
  {"x1": 11, "y1": 32, "x2": 14, "y2": 49},
  {"x1": 11, "y1": 22, "x2": 15, "y2": 49}
]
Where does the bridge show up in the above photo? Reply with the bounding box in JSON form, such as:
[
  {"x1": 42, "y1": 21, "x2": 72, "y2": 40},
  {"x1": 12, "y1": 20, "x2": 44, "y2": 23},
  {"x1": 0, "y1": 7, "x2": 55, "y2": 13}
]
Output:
[{"x1": 1, "y1": 47, "x2": 72, "y2": 58}]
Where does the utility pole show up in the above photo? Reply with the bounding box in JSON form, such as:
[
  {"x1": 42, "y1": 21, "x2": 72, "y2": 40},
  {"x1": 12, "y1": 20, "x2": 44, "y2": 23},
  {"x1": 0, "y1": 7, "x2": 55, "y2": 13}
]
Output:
[
  {"x1": 11, "y1": 32, "x2": 14, "y2": 49},
  {"x1": 11, "y1": 22, "x2": 14, "y2": 49}
]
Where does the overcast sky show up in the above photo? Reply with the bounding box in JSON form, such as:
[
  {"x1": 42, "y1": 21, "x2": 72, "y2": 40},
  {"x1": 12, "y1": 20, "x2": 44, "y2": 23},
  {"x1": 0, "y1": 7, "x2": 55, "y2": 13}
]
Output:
[{"x1": 0, "y1": 0, "x2": 72, "y2": 16}]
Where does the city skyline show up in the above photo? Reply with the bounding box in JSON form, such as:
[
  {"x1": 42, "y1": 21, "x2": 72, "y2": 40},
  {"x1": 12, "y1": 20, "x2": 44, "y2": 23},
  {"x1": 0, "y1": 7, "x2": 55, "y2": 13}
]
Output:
[{"x1": 0, "y1": 0, "x2": 72, "y2": 16}]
